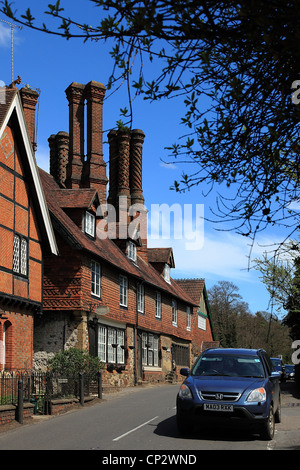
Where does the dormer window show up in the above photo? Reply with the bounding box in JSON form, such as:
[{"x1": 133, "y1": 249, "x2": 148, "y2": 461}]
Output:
[
  {"x1": 127, "y1": 240, "x2": 137, "y2": 262},
  {"x1": 85, "y1": 211, "x2": 95, "y2": 238},
  {"x1": 163, "y1": 263, "x2": 171, "y2": 283}
]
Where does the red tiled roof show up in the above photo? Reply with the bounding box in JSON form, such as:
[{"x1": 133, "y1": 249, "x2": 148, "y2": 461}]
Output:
[
  {"x1": 53, "y1": 189, "x2": 99, "y2": 208},
  {"x1": 148, "y1": 247, "x2": 175, "y2": 268},
  {"x1": 175, "y1": 279, "x2": 205, "y2": 304},
  {"x1": 39, "y1": 168, "x2": 197, "y2": 305}
]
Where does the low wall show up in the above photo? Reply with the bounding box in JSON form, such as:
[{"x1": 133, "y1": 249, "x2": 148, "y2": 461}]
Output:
[
  {"x1": 0, "y1": 403, "x2": 34, "y2": 426},
  {"x1": 45, "y1": 396, "x2": 95, "y2": 416}
]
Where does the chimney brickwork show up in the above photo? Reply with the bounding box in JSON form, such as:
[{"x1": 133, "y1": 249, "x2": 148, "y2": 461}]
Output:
[
  {"x1": 49, "y1": 131, "x2": 69, "y2": 187},
  {"x1": 130, "y1": 129, "x2": 145, "y2": 206},
  {"x1": 20, "y1": 86, "x2": 39, "y2": 151},
  {"x1": 65, "y1": 82, "x2": 85, "y2": 189},
  {"x1": 47, "y1": 81, "x2": 146, "y2": 256},
  {"x1": 82, "y1": 81, "x2": 108, "y2": 203}
]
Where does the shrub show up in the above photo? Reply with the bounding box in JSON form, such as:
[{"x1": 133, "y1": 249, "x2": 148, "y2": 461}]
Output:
[{"x1": 48, "y1": 348, "x2": 104, "y2": 379}]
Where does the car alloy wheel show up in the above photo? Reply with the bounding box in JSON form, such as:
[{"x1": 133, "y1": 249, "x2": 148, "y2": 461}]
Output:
[{"x1": 260, "y1": 405, "x2": 275, "y2": 440}]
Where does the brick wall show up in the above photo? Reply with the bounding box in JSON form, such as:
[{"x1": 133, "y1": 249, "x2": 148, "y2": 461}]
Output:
[{"x1": 0, "y1": 125, "x2": 43, "y2": 370}]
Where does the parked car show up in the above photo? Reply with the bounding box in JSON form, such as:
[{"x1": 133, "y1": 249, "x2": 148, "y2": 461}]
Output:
[
  {"x1": 270, "y1": 357, "x2": 286, "y2": 382},
  {"x1": 176, "y1": 348, "x2": 281, "y2": 440},
  {"x1": 284, "y1": 364, "x2": 295, "y2": 381}
]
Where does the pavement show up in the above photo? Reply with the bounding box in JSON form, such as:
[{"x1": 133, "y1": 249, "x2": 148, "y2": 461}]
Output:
[{"x1": 280, "y1": 380, "x2": 300, "y2": 408}]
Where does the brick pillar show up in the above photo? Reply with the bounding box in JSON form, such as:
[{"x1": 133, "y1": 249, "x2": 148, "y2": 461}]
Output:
[
  {"x1": 82, "y1": 81, "x2": 108, "y2": 204},
  {"x1": 65, "y1": 82, "x2": 85, "y2": 188},
  {"x1": 20, "y1": 87, "x2": 39, "y2": 151}
]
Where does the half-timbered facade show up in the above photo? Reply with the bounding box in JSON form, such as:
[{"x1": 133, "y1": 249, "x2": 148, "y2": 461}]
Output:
[{"x1": 0, "y1": 83, "x2": 57, "y2": 370}]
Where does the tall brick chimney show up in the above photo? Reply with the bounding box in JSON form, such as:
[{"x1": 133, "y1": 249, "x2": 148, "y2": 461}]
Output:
[
  {"x1": 65, "y1": 82, "x2": 85, "y2": 189},
  {"x1": 108, "y1": 129, "x2": 145, "y2": 209},
  {"x1": 49, "y1": 131, "x2": 69, "y2": 187},
  {"x1": 130, "y1": 129, "x2": 145, "y2": 206},
  {"x1": 20, "y1": 86, "x2": 39, "y2": 151},
  {"x1": 107, "y1": 128, "x2": 147, "y2": 260},
  {"x1": 82, "y1": 81, "x2": 108, "y2": 204}
]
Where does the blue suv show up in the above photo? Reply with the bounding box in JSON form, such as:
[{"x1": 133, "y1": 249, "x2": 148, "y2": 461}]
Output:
[{"x1": 176, "y1": 348, "x2": 281, "y2": 440}]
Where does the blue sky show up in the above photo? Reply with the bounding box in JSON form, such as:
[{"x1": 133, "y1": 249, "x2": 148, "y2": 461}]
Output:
[{"x1": 0, "y1": 1, "x2": 291, "y2": 316}]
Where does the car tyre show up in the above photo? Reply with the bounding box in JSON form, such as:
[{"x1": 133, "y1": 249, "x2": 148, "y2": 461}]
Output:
[
  {"x1": 260, "y1": 405, "x2": 275, "y2": 440},
  {"x1": 275, "y1": 396, "x2": 281, "y2": 423}
]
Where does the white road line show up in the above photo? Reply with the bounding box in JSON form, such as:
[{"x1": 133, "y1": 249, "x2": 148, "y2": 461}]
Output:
[{"x1": 112, "y1": 416, "x2": 159, "y2": 441}]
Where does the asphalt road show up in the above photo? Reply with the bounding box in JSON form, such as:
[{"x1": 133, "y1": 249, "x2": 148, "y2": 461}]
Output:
[{"x1": 0, "y1": 382, "x2": 299, "y2": 453}]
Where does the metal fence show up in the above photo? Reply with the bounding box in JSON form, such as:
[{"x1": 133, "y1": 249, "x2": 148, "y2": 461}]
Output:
[{"x1": 0, "y1": 371, "x2": 102, "y2": 414}]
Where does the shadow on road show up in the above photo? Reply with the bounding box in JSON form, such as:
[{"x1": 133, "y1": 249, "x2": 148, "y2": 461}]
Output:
[{"x1": 154, "y1": 414, "x2": 260, "y2": 442}]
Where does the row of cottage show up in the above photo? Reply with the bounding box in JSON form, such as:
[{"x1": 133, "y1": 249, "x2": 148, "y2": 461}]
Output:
[{"x1": 0, "y1": 78, "x2": 217, "y2": 387}]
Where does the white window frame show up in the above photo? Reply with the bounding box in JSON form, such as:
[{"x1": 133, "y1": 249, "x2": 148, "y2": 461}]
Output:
[
  {"x1": 120, "y1": 275, "x2": 128, "y2": 307},
  {"x1": 85, "y1": 211, "x2": 95, "y2": 237},
  {"x1": 163, "y1": 263, "x2": 171, "y2": 283},
  {"x1": 127, "y1": 240, "x2": 137, "y2": 262},
  {"x1": 187, "y1": 306, "x2": 191, "y2": 331},
  {"x1": 155, "y1": 291, "x2": 161, "y2": 319},
  {"x1": 198, "y1": 313, "x2": 207, "y2": 331},
  {"x1": 98, "y1": 325, "x2": 125, "y2": 364},
  {"x1": 13, "y1": 234, "x2": 28, "y2": 276},
  {"x1": 137, "y1": 283, "x2": 144, "y2": 314},
  {"x1": 142, "y1": 332, "x2": 159, "y2": 367},
  {"x1": 91, "y1": 260, "x2": 101, "y2": 297},
  {"x1": 98, "y1": 325, "x2": 107, "y2": 362},
  {"x1": 172, "y1": 299, "x2": 177, "y2": 326}
]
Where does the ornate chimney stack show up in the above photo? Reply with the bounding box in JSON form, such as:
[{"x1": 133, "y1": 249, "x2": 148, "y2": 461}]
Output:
[
  {"x1": 65, "y1": 82, "x2": 85, "y2": 189},
  {"x1": 82, "y1": 81, "x2": 108, "y2": 204},
  {"x1": 49, "y1": 131, "x2": 69, "y2": 187},
  {"x1": 130, "y1": 129, "x2": 145, "y2": 206}
]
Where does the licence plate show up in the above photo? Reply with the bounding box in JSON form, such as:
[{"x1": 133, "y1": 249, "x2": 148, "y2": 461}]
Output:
[{"x1": 203, "y1": 403, "x2": 233, "y2": 412}]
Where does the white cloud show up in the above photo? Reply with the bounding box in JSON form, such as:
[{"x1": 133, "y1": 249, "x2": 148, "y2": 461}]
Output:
[
  {"x1": 0, "y1": 23, "x2": 11, "y2": 48},
  {"x1": 148, "y1": 228, "x2": 283, "y2": 282},
  {"x1": 160, "y1": 161, "x2": 177, "y2": 170}
]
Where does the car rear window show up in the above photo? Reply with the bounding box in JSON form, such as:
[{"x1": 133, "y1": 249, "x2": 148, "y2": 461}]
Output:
[{"x1": 191, "y1": 353, "x2": 265, "y2": 378}]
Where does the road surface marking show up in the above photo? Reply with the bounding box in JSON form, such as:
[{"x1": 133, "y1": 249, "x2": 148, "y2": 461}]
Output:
[{"x1": 113, "y1": 416, "x2": 159, "y2": 441}]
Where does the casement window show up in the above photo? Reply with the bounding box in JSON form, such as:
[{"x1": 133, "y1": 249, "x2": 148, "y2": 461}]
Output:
[
  {"x1": 163, "y1": 263, "x2": 171, "y2": 283},
  {"x1": 155, "y1": 292, "x2": 161, "y2": 319},
  {"x1": 12, "y1": 234, "x2": 28, "y2": 276},
  {"x1": 91, "y1": 260, "x2": 101, "y2": 297},
  {"x1": 137, "y1": 283, "x2": 144, "y2": 314},
  {"x1": 127, "y1": 240, "x2": 137, "y2": 262},
  {"x1": 172, "y1": 344, "x2": 190, "y2": 367},
  {"x1": 172, "y1": 299, "x2": 177, "y2": 326},
  {"x1": 141, "y1": 332, "x2": 159, "y2": 367},
  {"x1": 187, "y1": 306, "x2": 191, "y2": 331},
  {"x1": 120, "y1": 275, "x2": 128, "y2": 307},
  {"x1": 198, "y1": 313, "x2": 207, "y2": 331},
  {"x1": 98, "y1": 325, "x2": 125, "y2": 364},
  {"x1": 85, "y1": 211, "x2": 95, "y2": 237}
]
